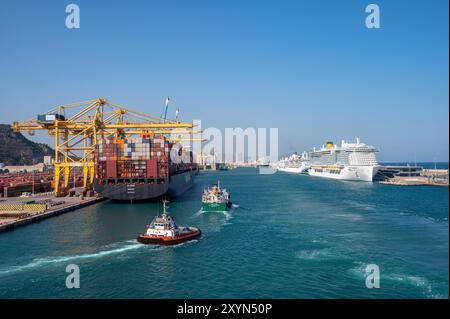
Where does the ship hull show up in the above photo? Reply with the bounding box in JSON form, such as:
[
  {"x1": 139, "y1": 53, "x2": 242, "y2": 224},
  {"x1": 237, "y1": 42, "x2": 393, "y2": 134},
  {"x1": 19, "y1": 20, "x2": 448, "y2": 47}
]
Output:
[
  {"x1": 308, "y1": 165, "x2": 379, "y2": 182},
  {"x1": 93, "y1": 170, "x2": 195, "y2": 201},
  {"x1": 137, "y1": 228, "x2": 201, "y2": 245},
  {"x1": 277, "y1": 164, "x2": 309, "y2": 174},
  {"x1": 202, "y1": 202, "x2": 231, "y2": 212},
  {"x1": 167, "y1": 170, "x2": 195, "y2": 197},
  {"x1": 277, "y1": 167, "x2": 302, "y2": 173}
]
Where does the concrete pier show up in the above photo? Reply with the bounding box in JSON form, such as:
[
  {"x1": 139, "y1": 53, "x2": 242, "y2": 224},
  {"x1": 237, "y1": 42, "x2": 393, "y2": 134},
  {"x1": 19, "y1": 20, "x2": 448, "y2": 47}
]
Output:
[
  {"x1": 0, "y1": 195, "x2": 105, "y2": 233},
  {"x1": 376, "y1": 166, "x2": 449, "y2": 186},
  {"x1": 379, "y1": 176, "x2": 449, "y2": 186}
]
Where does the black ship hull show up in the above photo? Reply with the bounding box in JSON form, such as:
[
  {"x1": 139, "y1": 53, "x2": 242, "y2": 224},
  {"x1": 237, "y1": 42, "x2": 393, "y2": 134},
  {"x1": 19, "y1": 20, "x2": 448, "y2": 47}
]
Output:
[{"x1": 93, "y1": 170, "x2": 195, "y2": 201}]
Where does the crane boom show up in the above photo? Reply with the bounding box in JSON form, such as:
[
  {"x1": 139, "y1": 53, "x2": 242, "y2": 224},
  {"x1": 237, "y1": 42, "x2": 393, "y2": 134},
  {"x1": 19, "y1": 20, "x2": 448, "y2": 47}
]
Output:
[{"x1": 12, "y1": 98, "x2": 198, "y2": 196}]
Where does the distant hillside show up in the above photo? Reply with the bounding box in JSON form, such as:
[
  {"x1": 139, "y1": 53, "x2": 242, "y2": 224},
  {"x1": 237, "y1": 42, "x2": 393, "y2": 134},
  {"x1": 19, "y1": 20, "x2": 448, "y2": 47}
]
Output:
[{"x1": 0, "y1": 124, "x2": 54, "y2": 165}]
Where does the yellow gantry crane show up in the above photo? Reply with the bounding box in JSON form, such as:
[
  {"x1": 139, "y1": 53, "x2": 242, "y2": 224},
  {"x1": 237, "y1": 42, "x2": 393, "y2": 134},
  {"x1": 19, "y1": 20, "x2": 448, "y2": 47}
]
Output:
[{"x1": 12, "y1": 98, "x2": 201, "y2": 196}]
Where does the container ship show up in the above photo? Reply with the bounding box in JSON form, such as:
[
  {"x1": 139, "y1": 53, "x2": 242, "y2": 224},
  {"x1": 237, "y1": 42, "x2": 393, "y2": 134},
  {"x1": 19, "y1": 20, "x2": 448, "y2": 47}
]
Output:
[
  {"x1": 308, "y1": 138, "x2": 380, "y2": 182},
  {"x1": 93, "y1": 135, "x2": 197, "y2": 201}
]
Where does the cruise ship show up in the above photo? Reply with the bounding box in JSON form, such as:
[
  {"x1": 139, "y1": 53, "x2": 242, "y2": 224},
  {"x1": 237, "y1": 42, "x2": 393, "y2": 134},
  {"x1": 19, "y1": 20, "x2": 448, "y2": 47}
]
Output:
[
  {"x1": 276, "y1": 152, "x2": 310, "y2": 174},
  {"x1": 308, "y1": 138, "x2": 380, "y2": 182}
]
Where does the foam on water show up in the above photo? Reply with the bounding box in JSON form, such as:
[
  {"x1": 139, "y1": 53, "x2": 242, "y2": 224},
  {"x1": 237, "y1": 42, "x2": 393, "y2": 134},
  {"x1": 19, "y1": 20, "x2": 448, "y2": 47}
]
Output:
[
  {"x1": 347, "y1": 262, "x2": 442, "y2": 298},
  {"x1": 170, "y1": 239, "x2": 199, "y2": 248},
  {"x1": 331, "y1": 213, "x2": 363, "y2": 221},
  {"x1": 295, "y1": 248, "x2": 347, "y2": 261},
  {"x1": 197, "y1": 209, "x2": 231, "y2": 215},
  {"x1": 223, "y1": 211, "x2": 232, "y2": 220},
  {"x1": 195, "y1": 207, "x2": 233, "y2": 220},
  {"x1": 194, "y1": 209, "x2": 204, "y2": 216},
  {"x1": 0, "y1": 240, "x2": 150, "y2": 277},
  {"x1": 311, "y1": 238, "x2": 328, "y2": 244}
]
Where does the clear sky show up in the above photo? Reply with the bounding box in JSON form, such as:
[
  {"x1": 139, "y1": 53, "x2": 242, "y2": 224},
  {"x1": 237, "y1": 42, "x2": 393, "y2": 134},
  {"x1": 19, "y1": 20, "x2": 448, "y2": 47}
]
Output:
[{"x1": 0, "y1": 0, "x2": 448, "y2": 162}]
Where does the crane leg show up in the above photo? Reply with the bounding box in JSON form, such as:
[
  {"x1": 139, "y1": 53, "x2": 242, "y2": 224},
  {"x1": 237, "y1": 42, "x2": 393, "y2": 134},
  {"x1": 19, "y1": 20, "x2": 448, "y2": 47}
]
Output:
[
  {"x1": 54, "y1": 165, "x2": 61, "y2": 196},
  {"x1": 89, "y1": 164, "x2": 95, "y2": 188},
  {"x1": 83, "y1": 165, "x2": 89, "y2": 189}
]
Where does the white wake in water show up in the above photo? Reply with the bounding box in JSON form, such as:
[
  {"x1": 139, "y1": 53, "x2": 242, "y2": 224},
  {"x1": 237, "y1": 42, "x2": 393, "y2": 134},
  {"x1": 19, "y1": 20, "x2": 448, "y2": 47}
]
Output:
[
  {"x1": 0, "y1": 240, "x2": 147, "y2": 277},
  {"x1": 195, "y1": 209, "x2": 233, "y2": 218},
  {"x1": 170, "y1": 239, "x2": 199, "y2": 248},
  {"x1": 223, "y1": 211, "x2": 232, "y2": 220},
  {"x1": 195, "y1": 203, "x2": 238, "y2": 216},
  {"x1": 193, "y1": 207, "x2": 234, "y2": 232},
  {"x1": 194, "y1": 209, "x2": 205, "y2": 216},
  {"x1": 348, "y1": 262, "x2": 445, "y2": 298}
]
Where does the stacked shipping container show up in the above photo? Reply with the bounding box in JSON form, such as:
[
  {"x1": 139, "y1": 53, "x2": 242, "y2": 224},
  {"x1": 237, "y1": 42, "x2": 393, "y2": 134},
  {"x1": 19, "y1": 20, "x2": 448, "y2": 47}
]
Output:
[
  {"x1": 0, "y1": 172, "x2": 54, "y2": 197},
  {"x1": 93, "y1": 136, "x2": 198, "y2": 200},
  {"x1": 94, "y1": 137, "x2": 170, "y2": 180}
]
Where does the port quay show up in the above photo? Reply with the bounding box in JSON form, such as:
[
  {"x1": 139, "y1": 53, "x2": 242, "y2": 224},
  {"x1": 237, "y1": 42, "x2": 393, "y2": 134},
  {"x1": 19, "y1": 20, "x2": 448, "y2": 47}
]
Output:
[{"x1": 0, "y1": 193, "x2": 104, "y2": 233}]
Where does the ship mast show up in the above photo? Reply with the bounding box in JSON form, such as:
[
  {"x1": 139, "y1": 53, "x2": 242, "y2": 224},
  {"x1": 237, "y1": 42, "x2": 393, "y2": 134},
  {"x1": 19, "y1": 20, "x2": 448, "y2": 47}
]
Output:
[{"x1": 162, "y1": 200, "x2": 169, "y2": 218}]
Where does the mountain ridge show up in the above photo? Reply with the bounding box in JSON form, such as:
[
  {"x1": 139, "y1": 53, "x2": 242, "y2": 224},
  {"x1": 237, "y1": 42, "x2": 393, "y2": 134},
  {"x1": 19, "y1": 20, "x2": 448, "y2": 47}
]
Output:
[{"x1": 0, "y1": 124, "x2": 54, "y2": 165}]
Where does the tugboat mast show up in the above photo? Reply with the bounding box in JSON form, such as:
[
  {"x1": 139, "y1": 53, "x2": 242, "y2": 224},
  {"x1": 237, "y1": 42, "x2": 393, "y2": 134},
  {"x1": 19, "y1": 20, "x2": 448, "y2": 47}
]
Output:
[{"x1": 162, "y1": 200, "x2": 169, "y2": 218}]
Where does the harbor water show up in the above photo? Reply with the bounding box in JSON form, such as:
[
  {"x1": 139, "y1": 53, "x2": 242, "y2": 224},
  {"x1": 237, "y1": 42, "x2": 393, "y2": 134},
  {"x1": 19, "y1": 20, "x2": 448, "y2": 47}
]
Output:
[{"x1": 0, "y1": 168, "x2": 448, "y2": 298}]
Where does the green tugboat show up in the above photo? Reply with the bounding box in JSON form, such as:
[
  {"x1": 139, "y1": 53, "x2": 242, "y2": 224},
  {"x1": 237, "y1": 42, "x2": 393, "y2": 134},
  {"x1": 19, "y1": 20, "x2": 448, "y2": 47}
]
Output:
[{"x1": 202, "y1": 181, "x2": 232, "y2": 212}]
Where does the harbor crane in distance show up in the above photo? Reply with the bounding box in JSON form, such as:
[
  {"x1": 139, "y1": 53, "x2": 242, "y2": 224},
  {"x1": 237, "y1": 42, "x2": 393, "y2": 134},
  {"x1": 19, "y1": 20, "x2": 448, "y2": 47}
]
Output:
[{"x1": 12, "y1": 98, "x2": 202, "y2": 197}]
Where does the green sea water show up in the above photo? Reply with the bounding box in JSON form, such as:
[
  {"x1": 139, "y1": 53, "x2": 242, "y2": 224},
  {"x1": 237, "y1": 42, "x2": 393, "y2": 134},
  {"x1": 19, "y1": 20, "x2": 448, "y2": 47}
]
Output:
[{"x1": 0, "y1": 168, "x2": 448, "y2": 298}]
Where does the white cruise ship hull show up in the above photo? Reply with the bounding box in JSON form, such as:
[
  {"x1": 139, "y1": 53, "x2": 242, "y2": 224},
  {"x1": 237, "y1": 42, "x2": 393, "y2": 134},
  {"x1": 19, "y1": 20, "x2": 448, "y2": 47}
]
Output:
[
  {"x1": 277, "y1": 163, "x2": 309, "y2": 174},
  {"x1": 277, "y1": 167, "x2": 302, "y2": 173},
  {"x1": 308, "y1": 165, "x2": 379, "y2": 182}
]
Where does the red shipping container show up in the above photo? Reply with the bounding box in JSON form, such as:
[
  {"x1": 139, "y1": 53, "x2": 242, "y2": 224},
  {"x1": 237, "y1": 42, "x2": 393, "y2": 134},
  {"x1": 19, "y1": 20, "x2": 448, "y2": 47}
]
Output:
[
  {"x1": 146, "y1": 159, "x2": 158, "y2": 178},
  {"x1": 106, "y1": 160, "x2": 117, "y2": 178}
]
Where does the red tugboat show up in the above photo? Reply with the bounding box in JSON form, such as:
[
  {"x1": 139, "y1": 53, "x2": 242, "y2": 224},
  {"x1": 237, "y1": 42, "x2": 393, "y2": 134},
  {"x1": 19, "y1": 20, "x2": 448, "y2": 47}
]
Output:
[{"x1": 137, "y1": 201, "x2": 201, "y2": 245}]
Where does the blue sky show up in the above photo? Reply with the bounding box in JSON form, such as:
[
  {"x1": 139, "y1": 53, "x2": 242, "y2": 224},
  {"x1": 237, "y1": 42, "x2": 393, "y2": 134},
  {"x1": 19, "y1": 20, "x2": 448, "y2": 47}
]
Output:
[{"x1": 0, "y1": 0, "x2": 448, "y2": 161}]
